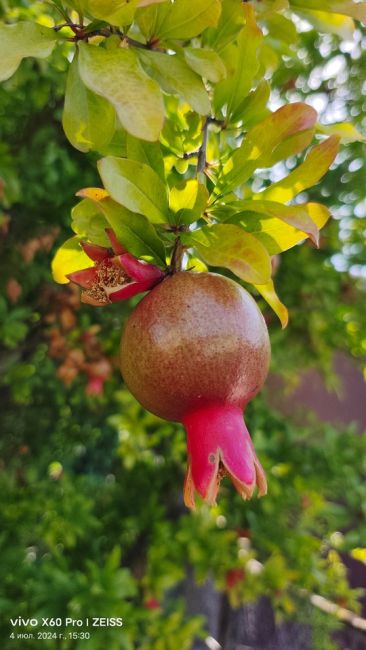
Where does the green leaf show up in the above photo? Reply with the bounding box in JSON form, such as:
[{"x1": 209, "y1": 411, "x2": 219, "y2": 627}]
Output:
[
  {"x1": 228, "y1": 200, "x2": 320, "y2": 246},
  {"x1": 139, "y1": 50, "x2": 210, "y2": 115},
  {"x1": 51, "y1": 236, "x2": 92, "y2": 284},
  {"x1": 86, "y1": 0, "x2": 139, "y2": 24},
  {"x1": 182, "y1": 224, "x2": 272, "y2": 285},
  {"x1": 62, "y1": 55, "x2": 116, "y2": 153},
  {"x1": 0, "y1": 22, "x2": 57, "y2": 82},
  {"x1": 265, "y1": 13, "x2": 298, "y2": 46},
  {"x1": 254, "y1": 280, "x2": 289, "y2": 328},
  {"x1": 214, "y1": 5, "x2": 263, "y2": 121},
  {"x1": 71, "y1": 192, "x2": 111, "y2": 246},
  {"x1": 98, "y1": 157, "x2": 169, "y2": 224},
  {"x1": 126, "y1": 134, "x2": 165, "y2": 182},
  {"x1": 137, "y1": 0, "x2": 221, "y2": 41},
  {"x1": 222, "y1": 103, "x2": 318, "y2": 191},
  {"x1": 77, "y1": 188, "x2": 166, "y2": 264},
  {"x1": 203, "y1": 0, "x2": 245, "y2": 51},
  {"x1": 78, "y1": 42, "x2": 164, "y2": 142},
  {"x1": 184, "y1": 47, "x2": 226, "y2": 83},
  {"x1": 169, "y1": 180, "x2": 208, "y2": 225},
  {"x1": 230, "y1": 203, "x2": 330, "y2": 255},
  {"x1": 290, "y1": 0, "x2": 366, "y2": 23},
  {"x1": 258, "y1": 136, "x2": 340, "y2": 203},
  {"x1": 230, "y1": 80, "x2": 270, "y2": 129},
  {"x1": 294, "y1": 10, "x2": 355, "y2": 39}
]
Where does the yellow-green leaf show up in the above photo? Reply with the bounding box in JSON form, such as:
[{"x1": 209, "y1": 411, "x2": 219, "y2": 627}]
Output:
[
  {"x1": 71, "y1": 195, "x2": 111, "y2": 246},
  {"x1": 290, "y1": 0, "x2": 366, "y2": 24},
  {"x1": 237, "y1": 203, "x2": 331, "y2": 255},
  {"x1": 98, "y1": 156, "x2": 169, "y2": 223},
  {"x1": 86, "y1": 0, "x2": 140, "y2": 24},
  {"x1": 63, "y1": 54, "x2": 116, "y2": 153},
  {"x1": 138, "y1": 0, "x2": 221, "y2": 41},
  {"x1": 254, "y1": 279, "x2": 289, "y2": 328},
  {"x1": 76, "y1": 188, "x2": 166, "y2": 264},
  {"x1": 299, "y1": 10, "x2": 355, "y2": 38},
  {"x1": 223, "y1": 103, "x2": 318, "y2": 191},
  {"x1": 184, "y1": 47, "x2": 226, "y2": 83},
  {"x1": 230, "y1": 200, "x2": 320, "y2": 246},
  {"x1": 51, "y1": 237, "x2": 92, "y2": 284},
  {"x1": 169, "y1": 180, "x2": 208, "y2": 224},
  {"x1": 258, "y1": 136, "x2": 340, "y2": 203},
  {"x1": 183, "y1": 224, "x2": 272, "y2": 285},
  {"x1": 231, "y1": 80, "x2": 270, "y2": 129},
  {"x1": 0, "y1": 22, "x2": 56, "y2": 82},
  {"x1": 350, "y1": 548, "x2": 366, "y2": 565},
  {"x1": 139, "y1": 50, "x2": 210, "y2": 115},
  {"x1": 317, "y1": 122, "x2": 366, "y2": 144},
  {"x1": 78, "y1": 42, "x2": 164, "y2": 142},
  {"x1": 214, "y1": 5, "x2": 263, "y2": 120},
  {"x1": 126, "y1": 134, "x2": 165, "y2": 181},
  {"x1": 203, "y1": 0, "x2": 245, "y2": 51}
]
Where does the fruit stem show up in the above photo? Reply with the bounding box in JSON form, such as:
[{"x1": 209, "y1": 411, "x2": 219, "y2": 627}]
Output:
[{"x1": 170, "y1": 236, "x2": 185, "y2": 274}]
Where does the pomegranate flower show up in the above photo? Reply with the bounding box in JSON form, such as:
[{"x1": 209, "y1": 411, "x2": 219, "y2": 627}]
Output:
[{"x1": 67, "y1": 229, "x2": 165, "y2": 306}]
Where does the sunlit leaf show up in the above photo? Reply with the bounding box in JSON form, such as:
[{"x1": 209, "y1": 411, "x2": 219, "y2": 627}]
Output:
[
  {"x1": 86, "y1": 0, "x2": 139, "y2": 24},
  {"x1": 169, "y1": 180, "x2": 208, "y2": 224},
  {"x1": 203, "y1": 0, "x2": 245, "y2": 51},
  {"x1": 223, "y1": 103, "x2": 318, "y2": 191},
  {"x1": 0, "y1": 22, "x2": 57, "y2": 82},
  {"x1": 258, "y1": 136, "x2": 339, "y2": 203},
  {"x1": 139, "y1": 50, "x2": 210, "y2": 115},
  {"x1": 78, "y1": 42, "x2": 164, "y2": 142},
  {"x1": 98, "y1": 156, "x2": 169, "y2": 223},
  {"x1": 76, "y1": 188, "x2": 166, "y2": 264},
  {"x1": 317, "y1": 122, "x2": 366, "y2": 144},
  {"x1": 126, "y1": 134, "x2": 165, "y2": 181},
  {"x1": 182, "y1": 224, "x2": 272, "y2": 285},
  {"x1": 71, "y1": 195, "x2": 111, "y2": 246},
  {"x1": 290, "y1": 0, "x2": 366, "y2": 24},
  {"x1": 254, "y1": 279, "x2": 289, "y2": 328},
  {"x1": 214, "y1": 5, "x2": 263, "y2": 120},
  {"x1": 299, "y1": 10, "x2": 355, "y2": 38},
  {"x1": 137, "y1": 0, "x2": 221, "y2": 41},
  {"x1": 265, "y1": 13, "x2": 298, "y2": 45},
  {"x1": 52, "y1": 236, "x2": 92, "y2": 284},
  {"x1": 230, "y1": 80, "x2": 270, "y2": 129},
  {"x1": 230, "y1": 203, "x2": 330, "y2": 255},
  {"x1": 62, "y1": 54, "x2": 116, "y2": 153},
  {"x1": 228, "y1": 200, "x2": 320, "y2": 246},
  {"x1": 184, "y1": 47, "x2": 226, "y2": 83}
]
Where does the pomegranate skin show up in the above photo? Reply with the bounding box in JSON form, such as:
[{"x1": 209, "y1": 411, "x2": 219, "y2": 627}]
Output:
[{"x1": 120, "y1": 271, "x2": 270, "y2": 422}]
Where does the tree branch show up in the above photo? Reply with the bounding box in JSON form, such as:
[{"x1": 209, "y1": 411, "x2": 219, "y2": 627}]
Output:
[{"x1": 197, "y1": 117, "x2": 210, "y2": 176}]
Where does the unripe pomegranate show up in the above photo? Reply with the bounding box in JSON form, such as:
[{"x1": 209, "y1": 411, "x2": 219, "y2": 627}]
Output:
[{"x1": 120, "y1": 271, "x2": 270, "y2": 508}]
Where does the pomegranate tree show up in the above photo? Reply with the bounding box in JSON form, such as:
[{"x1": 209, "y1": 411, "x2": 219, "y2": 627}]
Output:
[{"x1": 30, "y1": 0, "x2": 352, "y2": 508}]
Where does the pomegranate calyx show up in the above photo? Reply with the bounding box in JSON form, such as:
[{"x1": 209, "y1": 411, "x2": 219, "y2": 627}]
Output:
[
  {"x1": 182, "y1": 403, "x2": 267, "y2": 509},
  {"x1": 67, "y1": 230, "x2": 165, "y2": 306}
]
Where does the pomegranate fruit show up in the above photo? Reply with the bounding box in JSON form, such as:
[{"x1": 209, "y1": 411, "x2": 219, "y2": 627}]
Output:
[{"x1": 120, "y1": 271, "x2": 270, "y2": 508}]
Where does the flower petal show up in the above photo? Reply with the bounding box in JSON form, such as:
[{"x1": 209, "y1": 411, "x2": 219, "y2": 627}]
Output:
[
  {"x1": 105, "y1": 228, "x2": 128, "y2": 255},
  {"x1": 80, "y1": 241, "x2": 110, "y2": 262},
  {"x1": 109, "y1": 279, "x2": 156, "y2": 302},
  {"x1": 117, "y1": 253, "x2": 164, "y2": 283},
  {"x1": 67, "y1": 267, "x2": 98, "y2": 288}
]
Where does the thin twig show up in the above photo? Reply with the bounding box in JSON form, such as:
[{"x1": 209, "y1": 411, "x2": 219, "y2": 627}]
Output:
[{"x1": 197, "y1": 118, "x2": 210, "y2": 176}]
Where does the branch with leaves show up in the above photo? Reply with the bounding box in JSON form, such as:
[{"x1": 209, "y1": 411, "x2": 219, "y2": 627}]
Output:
[{"x1": 1, "y1": 0, "x2": 365, "y2": 326}]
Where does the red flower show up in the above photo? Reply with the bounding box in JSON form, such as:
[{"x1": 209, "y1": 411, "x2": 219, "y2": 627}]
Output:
[{"x1": 67, "y1": 229, "x2": 165, "y2": 306}]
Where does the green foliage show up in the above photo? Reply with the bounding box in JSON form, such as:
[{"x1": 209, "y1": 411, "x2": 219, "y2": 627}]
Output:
[{"x1": 0, "y1": 1, "x2": 366, "y2": 648}]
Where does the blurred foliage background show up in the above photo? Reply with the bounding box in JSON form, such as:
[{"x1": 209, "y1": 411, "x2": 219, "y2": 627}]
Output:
[{"x1": 0, "y1": 1, "x2": 365, "y2": 649}]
